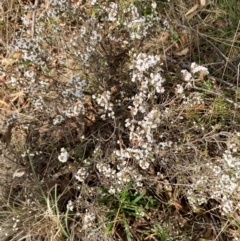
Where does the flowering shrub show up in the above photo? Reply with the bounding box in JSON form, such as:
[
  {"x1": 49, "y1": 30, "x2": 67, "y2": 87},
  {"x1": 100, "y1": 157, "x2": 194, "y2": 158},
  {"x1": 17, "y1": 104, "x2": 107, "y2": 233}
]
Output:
[{"x1": 0, "y1": 0, "x2": 240, "y2": 241}]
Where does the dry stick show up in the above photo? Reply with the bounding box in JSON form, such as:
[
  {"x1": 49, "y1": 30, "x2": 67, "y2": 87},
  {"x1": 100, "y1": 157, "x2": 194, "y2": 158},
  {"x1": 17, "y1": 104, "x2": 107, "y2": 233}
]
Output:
[
  {"x1": 197, "y1": 33, "x2": 237, "y2": 73},
  {"x1": 235, "y1": 61, "x2": 240, "y2": 121},
  {"x1": 222, "y1": 20, "x2": 240, "y2": 80},
  {"x1": 192, "y1": 84, "x2": 240, "y2": 108},
  {"x1": 237, "y1": 62, "x2": 240, "y2": 98},
  {"x1": 112, "y1": 199, "x2": 123, "y2": 235},
  {"x1": 229, "y1": 20, "x2": 240, "y2": 121},
  {"x1": 31, "y1": 0, "x2": 39, "y2": 39},
  {"x1": 162, "y1": 55, "x2": 236, "y2": 89},
  {"x1": 178, "y1": 24, "x2": 238, "y2": 73}
]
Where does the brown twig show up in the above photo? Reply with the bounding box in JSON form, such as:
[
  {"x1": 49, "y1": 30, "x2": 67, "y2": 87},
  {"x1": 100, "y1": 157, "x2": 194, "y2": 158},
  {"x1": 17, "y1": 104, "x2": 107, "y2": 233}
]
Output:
[
  {"x1": 222, "y1": 20, "x2": 240, "y2": 79},
  {"x1": 197, "y1": 32, "x2": 237, "y2": 73},
  {"x1": 31, "y1": 0, "x2": 39, "y2": 39},
  {"x1": 176, "y1": 24, "x2": 238, "y2": 73}
]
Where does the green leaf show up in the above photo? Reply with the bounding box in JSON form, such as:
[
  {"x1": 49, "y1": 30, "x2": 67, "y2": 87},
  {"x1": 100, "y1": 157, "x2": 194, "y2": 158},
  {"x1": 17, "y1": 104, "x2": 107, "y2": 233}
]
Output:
[
  {"x1": 105, "y1": 222, "x2": 114, "y2": 234},
  {"x1": 122, "y1": 213, "x2": 132, "y2": 241},
  {"x1": 131, "y1": 193, "x2": 145, "y2": 204}
]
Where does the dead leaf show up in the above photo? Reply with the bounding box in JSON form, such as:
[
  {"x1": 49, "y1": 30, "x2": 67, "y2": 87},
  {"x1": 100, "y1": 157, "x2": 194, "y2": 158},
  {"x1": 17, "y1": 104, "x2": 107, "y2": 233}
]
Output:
[
  {"x1": 0, "y1": 100, "x2": 9, "y2": 108},
  {"x1": 82, "y1": 95, "x2": 96, "y2": 126},
  {"x1": 156, "y1": 183, "x2": 163, "y2": 195},
  {"x1": 199, "y1": 0, "x2": 206, "y2": 7},
  {"x1": 1, "y1": 123, "x2": 14, "y2": 146},
  {"x1": 172, "y1": 199, "x2": 189, "y2": 213},
  {"x1": 1, "y1": 58, "x2": 15, "y2": 67},
  {"x1": 12, "y1": 50, "x2": 23, "y2": 60},
  {"x1": 174, "y1": 210, "x2": 188, "y2": 226},
  {"x1": 185, "y1": 4, "x2": 199, "y2": 19},
  {"x1": 13, "y1": 169, "x2": 26, "y2": 178},
  {"x1": 164, "y1": 179, "x2": 173, "y2": 198},
  {"x1": 148, "y1": 163, "x2": 155, "y2": 174},
  {"x1": 175, "y1": 47, "x2": 189, "y2": 56},
  {"x1": 159, "y1": 31, "x2": 170, "y2": 42},
  {"x1": 110, "y1": 86, "x2": 117, "y2": 94},
  {"x1": 27, "y1": 12, "x2": 32, "y2": 20},
  {"x1": 180, "y1": 34, "x2": 188, "y2": 46}
]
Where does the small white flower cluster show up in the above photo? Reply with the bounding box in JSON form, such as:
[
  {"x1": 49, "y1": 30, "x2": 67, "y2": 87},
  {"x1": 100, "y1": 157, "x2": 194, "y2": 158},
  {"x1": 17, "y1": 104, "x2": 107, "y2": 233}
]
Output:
[
  {"x1": 7, "y1": 76, "x2": 18, "y2": 87},
  {"x1": 62, "y1": 76, "x2": 86, "y2": 99},
  {"x1": 181, "y1": 69, "x2": 192, "y2": 82},
  {"x1": 221, "y1": 200, "x2": 234, "y2": 214},
  {"x1": 66, "y1": 200, "x2": 74, "y2": 211},
  {"x1": 2, "y1": 113, "x2": 18, "y2": 127},
  {"x1": 32, "y1": 96, "x2": 44, "y2": 110},
  {"x1": 96, "y1": 160, "x2": 143, "y2": 194},
  {"x1": 115, "y1": 134, "x2": 155, "y2": 170},
  {"x1": 92, "y1": 91, "x2": 115, "y2": 119},
  {"x1": 223, "y1": 150, "x2": 240, "y2": 168},
  {"x1": 70, "y1": 20, "x2": 102, "y2": 65},
  {"x1": 158, "y1": 141, "x2": 173, "y2": 149},
  {"x1": 63, "y1": 102, "x2": 84, "y2": 118},
  {"x1": 96, "y1": 163, "x2": 116, "y2": 178},
  {"x1": 130, "y1": 53, "x2": 165, "y2": 98},
  {"x1": 53, "y1": 115, "x2": 65, "y2": 125},
  {"x1": 112, "y1": 52, "x2": 165, "y2": 171},
  {"x1": 109, "y1": 168, "x2": 143, "y2": 194},
  {"x1": 121, "y1": 4, "x2": 160, "y2": 40},
  {"x1": 181, "y1": 62, "x2": 209, "y2": 89},
  {"x1": 21, "y1": 14, "x2": 31, "y2": 27},
  {"x1": 191, "y1": 62, "x2": 209, "y2": 75},
  {"x1": 129, "y1": 53, "x2": 164, "y2": 112},
  {"x1": 75, "y1": 167, "x2": 88, "y2": 182},
  {"x1": 58, "y1": 148, "x2": 69, "y2": 163},
  {"x1": 116, "y1": 164, "x2": 142, "y2": 187},
  {"x1": 24, "y1": 70, "x2": 35, "y2": 80},
  {"x1": 103, "y1": 2, "x2": 118, "y2": 22},
  {"x1": 48, "y1": 0, "x2": 70, "y2": 16},
  {"x1": 82, "y1": 211, "x2": 96, "y2": 230},
  {"x1": 21, "y1": 150, "x2": 42, "y2": 158},
  {"x1": 187, "y1": 175, "x2": 209, "y2": 210},
  {"x1": 9, "y1": 37, "x2": 48, "y2": 66},
  {"x1": 131, "y1": 53, "x2": 160, "y2": 73},
  {"x1": 227, "y1": 136, "x2": 239, "y2": 153},
  {"x1": 116, "y1": 4, "x2": 141, "y2": 39},
  {"x1": 11, "y1": 216, "x2": 20, "y2": 232},
  {"x1": 187, "y1": 142, "x2": 240, "y2": 215},
  {"x1": 49, "y1": 0, "x2": 68, "y2": 8},
  {"x1": 90, "y1": 0, "x2": 97, "y2": 5},
  {"x1": 175, "y1": 84, "x2": 184, "y2": 94},
  {"x1": 182, "y1": 92, "x2": 204, "y2": 108}
]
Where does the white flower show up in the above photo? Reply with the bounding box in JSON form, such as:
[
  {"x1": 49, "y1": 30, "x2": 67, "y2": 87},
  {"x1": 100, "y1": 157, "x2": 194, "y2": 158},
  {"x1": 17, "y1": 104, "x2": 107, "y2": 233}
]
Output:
[
  {"x1": 75, "y1": 167, "x2": 88, "y2": 182},
  {"x1": 90, "y1": 0, "x2": 97, "y2": 5},
  {"x1": 66, "y1": 200, "x2": 74, "y2": 211},
  {"x1": 151, "y1": 2, "x2": 157, "y2": 9},
  {"x1": 53, "y1": 115, "x2": 65, "y2": 125},
  {"x1": 83, "y1": 212, "x2": 96, "y2": 229},
  {"x1": 212, "y1": 165, "x2": 222, "y2": 175},
  {"x1": 24, "y1": 70, "x2": 35, "y2": 79},
  {"x1": 58, "y1": 148, "x2": 69, "y2": 163},
  {"x1": 181, "y1": 69, "x2": 192, "y2": 81},
  {"x1": 109, "y1": 186, "x2": 116, "y2": 194},
  {"x1": 139, "y1": 160, "x2": 150, "y2": 170},
  {"x1": 221, "y1": 200, "x2": 233, "y2": 214},
  {"x1": 108, "y1": 2, "x2": 118, "y2": 22},
  {"x1": 21, "y1": 15, "x2": 31, "y2": 26},
  {"x1": 175, "y1": 84, "x2": 184, "y2": 94},
  {"x1": 191, "y1": 62, "x2": 209, "y2": 75}
]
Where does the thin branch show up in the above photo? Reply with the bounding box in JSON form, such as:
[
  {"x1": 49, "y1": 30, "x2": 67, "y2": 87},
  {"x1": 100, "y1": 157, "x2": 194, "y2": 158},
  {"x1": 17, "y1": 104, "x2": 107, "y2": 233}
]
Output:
[
  {"x1": 31, "y1": 0, "x2": 39, "y2": 39},
  {"x1": 222, "y1": 19, "x2": 240, "y2": 79}
]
